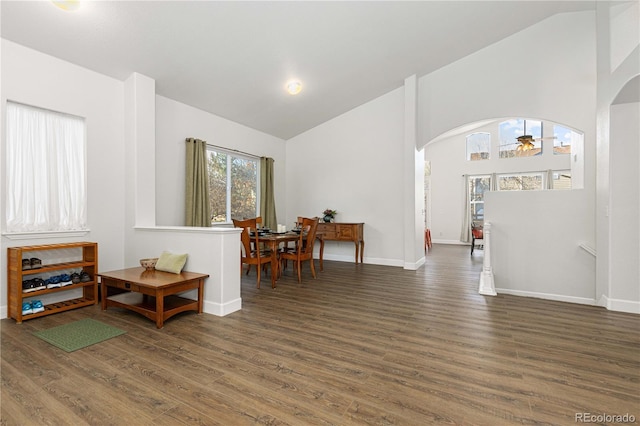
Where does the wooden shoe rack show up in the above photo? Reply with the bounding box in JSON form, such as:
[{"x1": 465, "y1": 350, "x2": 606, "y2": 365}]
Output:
[{"x1": 7, "y1": 242, "x2": 98, "y2": 323}]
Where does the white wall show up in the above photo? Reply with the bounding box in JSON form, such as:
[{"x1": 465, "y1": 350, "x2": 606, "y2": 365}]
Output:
[
  {"x1": 286, "y1": 88, "x2": 405, "y2": 266},
  {"x1": 155, "y1": 96, "x2": 286, "y2": 226},
  {"x1": 609, "y1": 101, "x2": 639, "y2": 311},
  {"x1": 419, "y1": 11, "x2": 601, "y2": 305},
  {"x1": 426, "y1": 120, "x2": 573, "y2": 243},
  {"x1": 485, "y1": 189, "x2": 595, "y2": 303},
  {"x1": 594, "y1": 1, "x2": 640, "y2": 313},
  {"x1": 1, "y1": 39, "x2": 126, "y2": 314}
]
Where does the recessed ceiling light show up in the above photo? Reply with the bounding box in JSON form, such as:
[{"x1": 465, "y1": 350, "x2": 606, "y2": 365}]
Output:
[
  {"x1": 286, "y1": 80, "x2": 302, "y2": 95},
  {"x1": 51, "y1": 1, "x2": 81, "y2": 11}
]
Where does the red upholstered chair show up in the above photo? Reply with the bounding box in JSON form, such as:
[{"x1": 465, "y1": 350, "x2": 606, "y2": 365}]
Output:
[{"x1": 471, "y1": 223, "x2": 484, "y2": 255}]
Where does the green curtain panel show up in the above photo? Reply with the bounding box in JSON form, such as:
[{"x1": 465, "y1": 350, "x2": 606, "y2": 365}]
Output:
[
  {"x1": 185, "y1": 138, "x2": 211, "y2": 227},
  {"x1": 260, "y1": 157, "x2": 277, "y2": 230}
]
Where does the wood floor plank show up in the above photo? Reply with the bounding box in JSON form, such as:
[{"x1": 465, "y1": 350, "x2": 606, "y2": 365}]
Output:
[{"x1": 2, "y1": 244, "x2": 639, "y2": 425}]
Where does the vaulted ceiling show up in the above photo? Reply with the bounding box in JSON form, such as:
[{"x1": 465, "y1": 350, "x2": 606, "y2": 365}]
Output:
[{"x1": 1, "y1": 1, "x2": 596, "y2": 140}]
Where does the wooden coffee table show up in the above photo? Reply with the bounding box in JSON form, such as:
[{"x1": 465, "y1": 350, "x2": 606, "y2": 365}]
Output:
[{"x1": 99, "y1": 267, "x2": 208, "y2": 328}]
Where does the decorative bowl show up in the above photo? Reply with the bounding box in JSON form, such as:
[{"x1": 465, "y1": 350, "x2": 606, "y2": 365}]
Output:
[{"x1": 140, "y1": 258, "x2": 158, "y2": 270}]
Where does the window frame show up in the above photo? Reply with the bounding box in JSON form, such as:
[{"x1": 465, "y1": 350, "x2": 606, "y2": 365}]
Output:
[
  {"x1": 499, "y1": 118, "x2": 543, "y2": 158},
  {"x1": 468, "y1": 174, "x2": 491, "y2": 223},
  {"x1": 206, "y1": 146, "x2": 260, "y2": 225},
  {"x1": 497, "y1": 172, "x2": 544, "y2": 191},
  {"x1": 466, "y1": 132, "x2": 491, "y2": 161}
]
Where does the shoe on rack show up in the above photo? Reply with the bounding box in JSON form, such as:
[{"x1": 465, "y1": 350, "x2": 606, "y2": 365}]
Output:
[
  {"x1": 22, "y1": 301, "x2": 33, "y2": 315},
  {"x1": 46, "y1": 275, "x2": 62, "y2": 289},
  {"x1": 31, "y1": 300, "x2": 45, "y2": 314},
  {"x1": 80, "y1": 272, "x2": 91, "y2": 282},
  {"x1": 22, "y1": 259, "x2": 31, "y2": 270},
  {"x1": 71, "y1": 273, "x2": 81, "y2": 284},
  {"x1": 60, "y1": 274, "x2": 73, "y2": 286},
  {"x1": 30, "y1": 258, "x2": 42, "y2": 269},
  {"x1": 22, "y1": 279, "x2": 37, "y2": 293},
  {"x1": 32, "y1": 278, "x2": 46, "y2": 291}
]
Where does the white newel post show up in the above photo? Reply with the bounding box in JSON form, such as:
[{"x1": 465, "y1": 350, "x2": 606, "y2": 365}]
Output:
[{"x1": 478, "y1": 222, "x2": 497, "y2": 296}]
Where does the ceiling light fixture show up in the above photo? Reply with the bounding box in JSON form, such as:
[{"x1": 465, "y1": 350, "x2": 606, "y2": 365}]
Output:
[
  {"x1": 51, "y1": 1, "x2": 81, "y2": 11},
  {"x1": 286, "y1": 80, "x2": 302, "y2": 95}
]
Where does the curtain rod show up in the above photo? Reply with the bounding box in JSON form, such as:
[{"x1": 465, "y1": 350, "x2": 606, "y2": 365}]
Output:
[{"x1": 205, "y1": 142, "x2": 260, "y2": 160}]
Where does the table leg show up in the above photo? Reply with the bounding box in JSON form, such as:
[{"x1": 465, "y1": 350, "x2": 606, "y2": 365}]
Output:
[
  {"x1": 269, "y1": 241, "x2": 278, "y2": 288},
  {"x1": 101, "y1": 281, "x2": 107, "y2": 310},
  {"x1": 354, "y1": 241, "x2": 359, "y2": 264},
  {"x1": 197, "y1": 279, "x2": 204, "y2": 313},
  {"x1": 318, "y1": 237, "x2": 325, "y2": 271},
  {"x1": 155, "y1": 289, "x2": 164, "y2": 329},
  {"x1": 360, "y1": 240, "x2": 364, "y2": 263}
]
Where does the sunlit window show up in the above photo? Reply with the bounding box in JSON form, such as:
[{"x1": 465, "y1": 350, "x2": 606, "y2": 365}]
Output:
[
  {"x1": 207, "y1": 148, "x2": 259, "y2": 223},
  {"x1": 5, "y1": 101, "x2": 87, "y2": 233},
  {"x1": 498, "y1": 172, "x2": 544, "y2": 191},
  {"x1": 553, "y1": 124, "x2": 572, "y2": 155},
  {"x1": 499, "y1": 119, "x2": 542, "y2": 158},
  {"x1": 466, "y1": 132, "x2": 491, "y2": 161},
  {"x1": 551, "y1": 170, "x2": 572, "y2": 189}
]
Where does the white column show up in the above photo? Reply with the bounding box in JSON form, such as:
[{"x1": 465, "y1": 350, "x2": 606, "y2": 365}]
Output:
[
  {"x1": 478, "y1": 222, "x2": 497, "y2": 296},
  {"x1": 403, "y1": 74, "x2": 425, "y2": 270}
]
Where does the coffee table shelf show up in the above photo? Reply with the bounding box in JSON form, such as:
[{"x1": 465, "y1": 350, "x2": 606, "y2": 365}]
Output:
[{"x1": 99, "y1": 267, "x2": 208, "y2": 328}]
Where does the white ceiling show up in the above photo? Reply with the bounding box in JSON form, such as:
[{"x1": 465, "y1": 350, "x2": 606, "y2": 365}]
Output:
[{"x1": 1, "y1": 1, "x2": 596, "y2": 140}]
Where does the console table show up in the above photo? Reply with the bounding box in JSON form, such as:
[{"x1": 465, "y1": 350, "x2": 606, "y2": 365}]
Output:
[
  {"x1": 99, "y1": 267, "x2": 208, "y2": 328},
  {"x1": 316, "y1": 222, "x2": 364, "y2": 264}
]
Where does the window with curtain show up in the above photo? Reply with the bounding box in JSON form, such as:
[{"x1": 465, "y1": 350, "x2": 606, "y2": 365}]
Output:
[
  {"x1": 207, "y1": 147, "x2": 259, "y2": 223},
  {"x1": 469, "y1": 175, "x2": 491, "y2": 222},
  {"x1": 5, "y1": 101, "x2": 87, "y2": 233}
]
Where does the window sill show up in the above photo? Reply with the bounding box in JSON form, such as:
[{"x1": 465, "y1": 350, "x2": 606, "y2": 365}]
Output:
[{"x1": 2, "y1": 229, "x2": 90, "y2": 240}]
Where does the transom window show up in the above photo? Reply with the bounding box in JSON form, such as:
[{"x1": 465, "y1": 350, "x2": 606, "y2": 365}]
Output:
[
  {"x1": 206, "y1": 148, "x2": 259, "y2": 224},
  {"x1": 466, "y1": 132, "x2": 491, "y2": 161},
  {"x1": 498, "y1": 172, "x2": 544, "y2": 191},
  {"x1": 553, "y1": 124, "x2": 574, "y2": 155},
  {"x1": 499, "y1": 119, "x2": 542, "y2": 158}
]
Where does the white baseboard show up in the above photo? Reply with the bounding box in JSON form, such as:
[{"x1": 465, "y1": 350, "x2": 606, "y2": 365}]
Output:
[
  {"x1": 430, "y1": 239, "x2": 465, "y2": 245},
  {"x1": 0, "y1": 305, "x2": 6, "y2": 319},
  {"x1": 496, "y1": 288, "x2": 596, "y2": 306},
  {"x1": 603, "y1": 295, "x2": 640, "y2": 314},
  {"x1": 319, "y1": 254, "x2": 404, "y2": 267},
  {"x1": 203, "y1": 298, "x2": 242, "y2": 317}
]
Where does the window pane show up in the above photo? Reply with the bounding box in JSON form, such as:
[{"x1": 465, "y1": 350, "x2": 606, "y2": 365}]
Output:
[
  {"x1": 469, "y1": 175, "x2": 490, "y2": 222},
  {"x1": 207, "y1": 151, "x2": 228, "y2": 223},
  {"x1": 553, "y1": 124, "x2": 572, "y2": 155},
  {"x1": 230, "y1": 156, "x2": 258, "y2": 220},
  {"x1": 466, "y1": 132, "x2": 490, "y2": 160},
  {"x1": 498, "y1": 173, "x2": 543, "y2": 191},
  {"x1": 499, "y1": 119, "x2": 543, "y2": 158},
  {"x1": 552, "y1": 170, "x2": 572, "y2": 189},
  {"x1": 499, "y1": 119, "x2": 523, "y2": 158}
]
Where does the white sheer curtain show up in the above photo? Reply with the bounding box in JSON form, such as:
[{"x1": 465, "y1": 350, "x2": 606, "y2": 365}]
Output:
[
  {"x1": 460, "y1": 174, "x2": 470, "y2": 243},
  {"x1": 6, "y1": 102, "x2": 87, "y2": 232},
  {"x1": 546, "y1": 169, "x2": 554, "y2": 189}
]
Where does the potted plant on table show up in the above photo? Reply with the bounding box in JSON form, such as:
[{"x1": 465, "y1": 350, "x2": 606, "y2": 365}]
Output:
[{"x1": 322, "y1": 209, "x2": 337, "y2": 223}]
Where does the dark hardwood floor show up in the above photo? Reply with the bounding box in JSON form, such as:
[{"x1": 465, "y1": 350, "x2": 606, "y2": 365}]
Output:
[{"x1": 2, "y1": 244, "x2": 639, "y2": 425}]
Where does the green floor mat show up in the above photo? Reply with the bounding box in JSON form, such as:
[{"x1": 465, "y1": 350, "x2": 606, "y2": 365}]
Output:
[{"x1": 33, "y1": 318, "x2": 126, "y2": 352}]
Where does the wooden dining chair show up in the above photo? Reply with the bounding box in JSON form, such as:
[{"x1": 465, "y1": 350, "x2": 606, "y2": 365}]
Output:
[
  {"x1": 471, "y1": 222, "x2": 484, "y2": 255},
  {"x1": 233, "y1": 218, "x2": 272, "y2": 288},
  {"x1": 279, "y1": 217, "x2": 319, "y2": 283}
]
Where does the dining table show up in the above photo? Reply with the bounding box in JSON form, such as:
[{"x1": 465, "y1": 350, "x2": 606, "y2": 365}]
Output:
[{"x1": 255, "y1": 231, "x2": 325, "y2": 288}]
